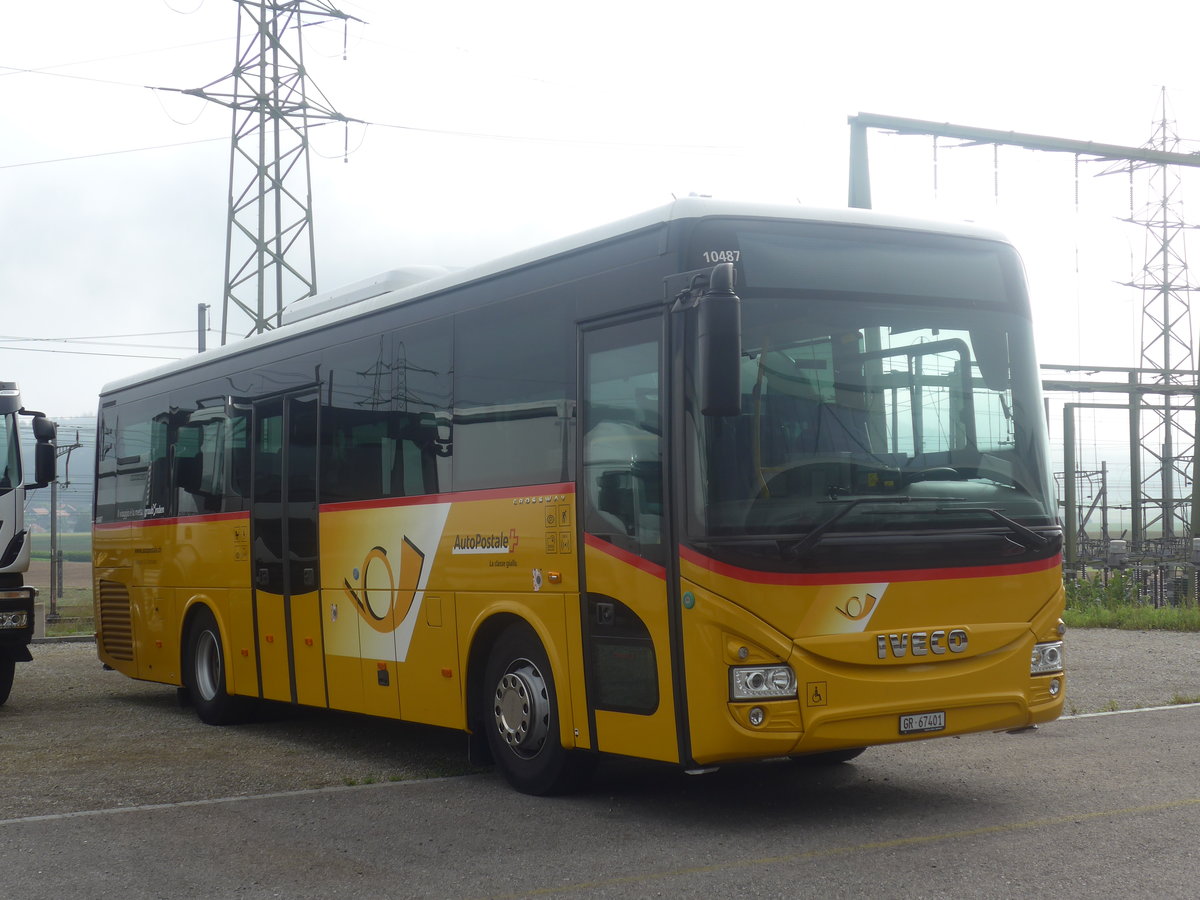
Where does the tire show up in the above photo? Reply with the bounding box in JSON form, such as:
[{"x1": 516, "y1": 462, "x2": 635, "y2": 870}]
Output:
[
  {"x1": 482, "y1": 622, "x2": 595, "y2": 796},
  {"x1": 791, "y1": 747, "x2": 866, "y2": 766},
  {"x1": 185, "y1": 607, "x2": 252, "y2": 725},
  {"x1": 0, "y1": 655, "x2": 14, "y2": 707}
]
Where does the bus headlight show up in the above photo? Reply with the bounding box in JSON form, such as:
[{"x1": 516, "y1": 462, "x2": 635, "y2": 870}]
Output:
[
  {"x1": 1030, "y1": 641, "x2": 1064, "y2": 675},
  {"x1": 0, "y1": 611, "x2": 29, "y2": 629},
  {"x1": 730, "y1": 665, "x2": 797, "y2": 700}
]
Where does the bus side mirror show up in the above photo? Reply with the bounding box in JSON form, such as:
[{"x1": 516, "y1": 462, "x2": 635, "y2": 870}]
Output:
[
  {"x1": 697, "y1": 263, "x2": 742, "y2": 417},
  {"x1": 30, "y1": 414, "x2": 56, "y2": 489}
]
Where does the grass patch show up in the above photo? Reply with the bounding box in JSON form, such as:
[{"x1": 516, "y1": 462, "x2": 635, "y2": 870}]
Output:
[
  {"x1": 29, "y1": 532, "x2": 92, "y2": 561},
  {"x1": 42, "y1": 596, "x2": 95, "y2": 637},
  {"x1": 1064, "y1": 571, "x2": 1200, "y2": 632},
  {"x1": 1171, "y1": 693, "x2": 1200, "y2": 705}
]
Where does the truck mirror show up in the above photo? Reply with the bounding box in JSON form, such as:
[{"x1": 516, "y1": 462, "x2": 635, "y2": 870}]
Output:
[
  {"x1": 32, "y1": 442, "x2": 55, "y2": 489},
  {"x1": 32, "y1": 415, "x2": 56, "y2": 444},
  {"x1": 30, "y1": 414, "x2": 56, "y2": 488}
]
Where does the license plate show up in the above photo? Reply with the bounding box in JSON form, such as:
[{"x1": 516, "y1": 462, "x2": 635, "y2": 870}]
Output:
[{"x1": 899, "y1": 711, "x2": 945, "y2": 734}]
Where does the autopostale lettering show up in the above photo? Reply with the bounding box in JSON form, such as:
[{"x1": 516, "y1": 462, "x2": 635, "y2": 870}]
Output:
[{"x1": 876, "y1": 629, "x2": 968, "y2": 659}]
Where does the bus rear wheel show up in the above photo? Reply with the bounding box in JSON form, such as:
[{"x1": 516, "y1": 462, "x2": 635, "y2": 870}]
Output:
[
  {"x1": 482, "y1": 622, "x2": 594, "y2": 796},
  {"x1": 185, "y1": 607, "x2": 251, "y2": 725}
]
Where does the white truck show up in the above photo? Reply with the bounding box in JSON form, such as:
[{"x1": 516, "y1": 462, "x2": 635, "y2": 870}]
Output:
[{"x1": 0, "y1": 382, "x2": 56, "y2": 705}]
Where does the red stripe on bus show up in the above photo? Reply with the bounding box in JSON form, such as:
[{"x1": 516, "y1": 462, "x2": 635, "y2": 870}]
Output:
[
  {"x1": 678, "y1": 544, "x2": 1062, "y2": 585},
  {"x1": 583, "y1": 533, "x2": 667, "y2": 580}
]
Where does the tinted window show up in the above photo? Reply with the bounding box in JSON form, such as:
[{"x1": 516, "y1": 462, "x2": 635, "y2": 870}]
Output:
[
  {"x1": 454, "y1": 293, "x2": 573, "y2": 491},
  {"x1": 163, "y1": 386, "x2": 254, "y2": 517},
  {"x1": 112, "y1": 397, "x2": 171, "y2": 520},
  {"x1": 321, "y1": 319, "x2": 452, "y2": 503}
]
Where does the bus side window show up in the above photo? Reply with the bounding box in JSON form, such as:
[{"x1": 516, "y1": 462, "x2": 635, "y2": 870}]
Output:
[
  {"x1": 113, "y1": 402, "x2": 170, "y2": 520},
  {"x1": 582, "y1": 324, "x2": 664, "y2": 565},
  {"x1": 95, "y1": 403, "x2": 118, "y2": 523}
]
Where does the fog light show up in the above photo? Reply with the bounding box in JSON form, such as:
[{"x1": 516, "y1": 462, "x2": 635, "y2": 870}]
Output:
[
  {"x1": 1031, "y1": 641, "x2": 1064, "y2": 675},
  {"x1": 748, "y1": 707, "x2": 765, "y2": 726},
  {"x1": 730, "y1": 664, "x2": 797, "y2": 700},
  {"x1": 1049, "y1": 678, "x2": 1061, "y2": 697}
]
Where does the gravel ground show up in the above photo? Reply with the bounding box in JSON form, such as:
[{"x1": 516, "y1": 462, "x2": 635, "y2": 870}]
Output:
[{"x1": 2, "y1": 628, "x2": 1198, "y2": 820}]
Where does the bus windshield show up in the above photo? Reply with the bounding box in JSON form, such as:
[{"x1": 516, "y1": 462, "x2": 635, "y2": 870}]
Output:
[{"x1": 687, "y1": 229, "x2": 1056, "y2": 564}]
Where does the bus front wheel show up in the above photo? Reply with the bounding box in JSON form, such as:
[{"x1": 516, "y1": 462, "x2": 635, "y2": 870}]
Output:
[
  {"x1": 482, "y1": 622, "x2": 594, "y2": 795},
  {"x1": 185, "y1": 607, "x2": 251, "y2": 725},
  {"x1": 0, "y1": 655, "x2": 14, "y2": 706}
]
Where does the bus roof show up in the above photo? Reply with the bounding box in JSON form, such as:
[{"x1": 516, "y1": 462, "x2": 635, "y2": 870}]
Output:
[{"x1": 99, "y1": 198, "x2": 1012, "y2": 399}]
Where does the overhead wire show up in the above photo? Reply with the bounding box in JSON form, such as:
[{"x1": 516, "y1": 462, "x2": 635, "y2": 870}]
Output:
[
  {"x1": 0, "y1": 136, "x2": 227, "y2": 170},
  {"x1": 0, "y1": 37, "x2": 230, "y2": 79},
  {"x1": 0, "y1": 64, "x2": 162, "y2": 91},
  {"x1": 4, "y1": 21, "x2": 743, "y2": 173},
  {"x1": 162, "y1": 0, "x2": 207, "y2": 13},
  {"x1": 0, "y1": 345, "x2": 185, "y2": 361},
  {"x1": 2, "y1": 339, "x2": 194, "y2": 351},
  {"x1": 1, "y1": 330, "x2": 198, "y2": 358},
  {"x1": 1, "y1": 329, "x2": 197, "y2": 341}
]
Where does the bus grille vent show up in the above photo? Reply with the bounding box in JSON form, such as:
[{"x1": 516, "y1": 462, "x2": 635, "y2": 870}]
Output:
[{"x1": 98, "y1": 580, "x2": 134, "y2": 661}]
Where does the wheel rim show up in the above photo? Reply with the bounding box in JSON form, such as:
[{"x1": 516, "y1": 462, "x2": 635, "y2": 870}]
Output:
[
  {"x1": 492, "y1": 658, "x2": 550, "y2": 759},
  {"x1": 194, "y1": 629, "x2": 222, "y2": 703}
]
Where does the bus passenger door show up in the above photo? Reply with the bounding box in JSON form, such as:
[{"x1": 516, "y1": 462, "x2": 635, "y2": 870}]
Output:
[
  {"x1": 250, "y1": 391, "x2": 326, "y2": 707},
  {"x1": 578, "y1": 314, "x2": 680, "y2": 763}
]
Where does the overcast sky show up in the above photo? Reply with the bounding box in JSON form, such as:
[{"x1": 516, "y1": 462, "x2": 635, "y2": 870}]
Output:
[{"x1": 4, "y1": 0, "x2": 1200, "y2": 427}]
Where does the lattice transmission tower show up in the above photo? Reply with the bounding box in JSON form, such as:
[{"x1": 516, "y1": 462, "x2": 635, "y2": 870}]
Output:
[
  {"x1": 180, "y1": 1, "x2": 358, "y2": 343},
  {"x1": 1114, "y1": 90, "x2": 1200, "y2": 547}
]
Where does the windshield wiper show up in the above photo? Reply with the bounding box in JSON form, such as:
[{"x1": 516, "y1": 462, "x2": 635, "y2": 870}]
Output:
[
  {"x1": 783, "y1": 495, "x2": 947, "y2": 559},
  {"x1": 782, "y1": 498, "x2": 1054, "y2": 559},
  {"x1": 944, "y1": 506, "x2": 1052, "y2": 549}
]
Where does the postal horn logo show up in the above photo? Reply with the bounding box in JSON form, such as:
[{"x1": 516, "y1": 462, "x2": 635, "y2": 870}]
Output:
[
  {"x1": 836, "y1": 592, "x2": 878, "y2": 621},
  {"x1": 342, "y1": 538, "x2": 426, "y2": 634}
]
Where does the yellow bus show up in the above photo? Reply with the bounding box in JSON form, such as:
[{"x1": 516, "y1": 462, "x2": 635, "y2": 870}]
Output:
[{"x1": 93, "y1": 199, "x2": 1064, "y2": 794}]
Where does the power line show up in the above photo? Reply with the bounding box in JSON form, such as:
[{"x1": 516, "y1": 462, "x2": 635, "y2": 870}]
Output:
[
  {"x1": 0, "y1": 64, "x2": 156, "y2": 91},
  {"x1": 0, "y1": 345, "x2": 184, "y2": 361},
  {"x1": 2, "y1": 339, "x2": 195, "y2": 351},
  {"x1": 1, "y1": 330, "x2": 195, "y2": 341},
  {"x1": 367, "y1": 119, "x2": 742, "y2": 153},
  {"x1": 0, "y1": 38, "x2": 231, "y2": 78},
  {"x1": 0, "y1": 135, "x2": 226, "y2": 170}
]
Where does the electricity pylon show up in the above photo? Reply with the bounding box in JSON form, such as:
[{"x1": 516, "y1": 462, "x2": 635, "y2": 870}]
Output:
[
  {"x1": 1116, "y1": 90, "x2": 1200, "y2": 547},
  {"x1": 180, "y1": 1, "x2": 358, "y2": 343}
]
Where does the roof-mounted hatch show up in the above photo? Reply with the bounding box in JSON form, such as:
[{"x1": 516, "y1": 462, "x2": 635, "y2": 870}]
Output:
[{"x1": 281, "y1": 267, "x2": 452, "y2": 325}]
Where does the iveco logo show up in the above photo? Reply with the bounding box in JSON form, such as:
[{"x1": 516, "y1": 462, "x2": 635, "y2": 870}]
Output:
[{"x1": 876, "y1": 629, "x2": 968, "y2": 659}]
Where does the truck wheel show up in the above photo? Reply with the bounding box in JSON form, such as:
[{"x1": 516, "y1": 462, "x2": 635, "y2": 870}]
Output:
[
  {"x1": 0, "y1": 656, "x2": 14, "y2": 706},
  {"x1": 185, "y1": 607, "x2": 252, "y2": 725},
  {"x1": 482, "y1": 622, "x2": 594, "y2": 795}
]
